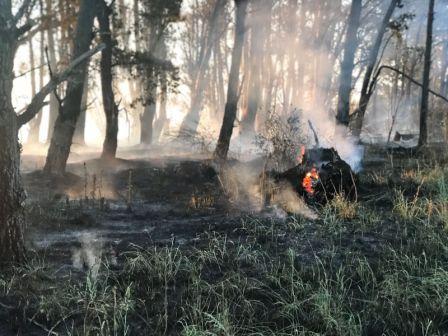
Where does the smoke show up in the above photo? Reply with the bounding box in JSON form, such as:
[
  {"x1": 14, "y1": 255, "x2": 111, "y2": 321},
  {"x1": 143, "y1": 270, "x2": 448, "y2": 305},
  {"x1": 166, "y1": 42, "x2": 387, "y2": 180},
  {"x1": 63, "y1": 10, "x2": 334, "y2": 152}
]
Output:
[
  {"x1": 270, "y1": 185, "x2": 318, "y2": 220},
  {"x1": 72, "y1": 232, "x2": 104, "y2": 278},
  {"x1": 216, "y1": 162, "x2": 318, "y2": 220}
]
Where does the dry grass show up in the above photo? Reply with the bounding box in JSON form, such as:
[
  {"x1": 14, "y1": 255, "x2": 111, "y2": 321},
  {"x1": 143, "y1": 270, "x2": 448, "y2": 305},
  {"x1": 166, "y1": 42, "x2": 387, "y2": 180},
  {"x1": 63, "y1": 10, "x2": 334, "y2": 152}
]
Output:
[{"x1": 4, "y1": 165, "x2": 448, "y2": 335}]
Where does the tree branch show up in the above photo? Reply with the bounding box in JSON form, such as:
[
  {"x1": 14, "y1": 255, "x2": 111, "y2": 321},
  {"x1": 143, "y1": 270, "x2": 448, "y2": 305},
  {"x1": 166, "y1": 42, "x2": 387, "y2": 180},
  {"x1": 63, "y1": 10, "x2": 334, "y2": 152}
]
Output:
[
  {"x1": 15, "y1": 19, "x2": 35, "y2": 37},
  {"x1": 114, "y1": 49, "x2": 177, "y2": 72},
  {"x1": 14, "y1": 0, "x2": 34, "y2": 23},
  {"x1": 17, "y1": 43, "x2": 105, "y2": 127},
  {"x1": 44, "y1": 46, "x2": 63, "y2": 107},
  {"x1": 371, "y1": 65, "x2": 448, "y2": 104}
]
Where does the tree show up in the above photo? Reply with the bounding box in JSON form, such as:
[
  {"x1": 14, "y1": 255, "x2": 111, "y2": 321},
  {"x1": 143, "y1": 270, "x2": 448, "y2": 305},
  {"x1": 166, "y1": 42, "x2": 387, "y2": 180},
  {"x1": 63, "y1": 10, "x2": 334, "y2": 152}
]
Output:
[
  {"x1": 44, "y1": 0, "x2": 60, "y2": 143},
  {"x1": 0, "y1": 0, "x2": 31, "y2": 263},
  {"x1": 214, "y1": 0, "x2": 248, "y2": 160},
  {"x1": 44, "y1": 0, "x2": 95, "y2": 175},
  {"x1": 239, "y1": 0, "x2": 263, "y2": 136},
  {"x1": 98, "y1": 0, "x2": 120, "y2": 160},
  {"x1": 336, "y1": 0, "x2": 362, "y2": 126},
  {"x1": 178, "y1": 0, "x2": 226, "y2": 136},
  {"x1": 418, "y1": 0, "x2": 435, "y2": 147},
  {"x1": 137, "y1": 0, "x2": 181, "y2": 144},
  {"x1": 72, "y1": 70, "x2": 89, "y2": 145},
  {"x1": 26, "y1": 30, "x2": 40, "y2": 143},
  {"x1": 351, "y1": 0, "x2": 401, "y2": 136}
]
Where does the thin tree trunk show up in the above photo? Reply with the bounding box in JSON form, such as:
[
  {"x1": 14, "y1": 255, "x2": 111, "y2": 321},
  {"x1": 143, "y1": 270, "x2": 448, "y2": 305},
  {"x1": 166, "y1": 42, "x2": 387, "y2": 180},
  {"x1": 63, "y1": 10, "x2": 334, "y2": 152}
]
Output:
[
  {"x1": 240, "y1": 0, "x2": 263, "y2": 136},
  {"x1": 27, "y1": 36, "x2": 40, "y2": 143},
  {"x1": 351, "y1": 0, "x2": 399, "y2": 136},
  {"x1": 178, "y1": 0, "x2": 226, "y2": 136},
  {"x1": 73, "y1": 71, "x2": 89, "y2": 145},
  {"x1": 98, "y1": 0, "x2": 120, "y2": 160},
  {"x1": 153, "y1": 70, "x2": 168, "y2": 142},
  {"x1": 45, "y1": 0, "x2": 60, "y2": 143},
  {"x1": 44, "y1": 0, "x2": 95, "y2": 175},
  {"x1": 214, "y1": 0, "x2": 248, "y2": 160},
  {"x1": 440, "y1": 41, "x2": 448, "y2": 97},
  {"x1": 0, "y1": 0, "x2": 26, "y2": 263},
  {"x1": 418, "y1": 0, "x2": 435, "y2": 147},
  {"x1": 336, "y1": 0, "x2": 362, "y2": 126},
  {"x1": 140, "y1": 72, "x2": 158, "y2": 145}
]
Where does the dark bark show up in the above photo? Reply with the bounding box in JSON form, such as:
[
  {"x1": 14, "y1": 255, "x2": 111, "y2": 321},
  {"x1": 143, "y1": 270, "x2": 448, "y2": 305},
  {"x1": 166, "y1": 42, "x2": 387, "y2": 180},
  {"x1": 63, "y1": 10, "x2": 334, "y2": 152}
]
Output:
[
  {"x1": 178, "y1": 0, "x2": 226, "y2": 136},
  {"x1": 418, "y1": 0, "x2": 435, "y2": 147},
  {"x1": 98, "y1": 0, "x2": 120, "y2": 160},
  {"x1": 44, "y1": 0, "x2": 95, "y2": 175},
  {"x1": 0, "y1": 0, "x2": 26, "y2": 263},
  {"x1": 351, "y1": 0, "x2": 399, "y2": 136},
  {"x1": 336, "y1": 0, "x2": 362, "y2": 126},
  {"x1": 240, "y1": 0, "x2": 263, "y2": 135},
  {"x1": 214, "y1": 0, "x2": 248, "y2": 160}
]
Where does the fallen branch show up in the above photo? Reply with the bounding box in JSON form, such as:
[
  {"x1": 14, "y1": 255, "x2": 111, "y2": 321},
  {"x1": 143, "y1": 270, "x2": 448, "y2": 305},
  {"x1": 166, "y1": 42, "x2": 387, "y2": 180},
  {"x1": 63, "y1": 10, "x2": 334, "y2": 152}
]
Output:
[{"x1": 17, "y1": 43, "x2": 105, "y2": 127}]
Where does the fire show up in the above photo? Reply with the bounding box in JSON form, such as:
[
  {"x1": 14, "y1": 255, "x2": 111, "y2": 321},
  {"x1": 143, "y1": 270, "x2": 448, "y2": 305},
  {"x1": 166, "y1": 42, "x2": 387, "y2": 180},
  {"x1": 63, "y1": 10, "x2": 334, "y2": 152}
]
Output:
[
  {"x1": 297, "y1": 145, "x2": 306, "y2": 164},
  {"x1": 302, "y1": 167, "x2": 319, "y2": 195}
]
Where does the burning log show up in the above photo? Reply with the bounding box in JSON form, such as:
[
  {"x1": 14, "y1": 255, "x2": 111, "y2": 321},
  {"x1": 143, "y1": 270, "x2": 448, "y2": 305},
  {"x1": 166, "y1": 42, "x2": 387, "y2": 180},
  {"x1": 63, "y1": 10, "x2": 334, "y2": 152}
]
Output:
[{"x1": 263, "y1": 147, "x2": 358, "y2": 206}]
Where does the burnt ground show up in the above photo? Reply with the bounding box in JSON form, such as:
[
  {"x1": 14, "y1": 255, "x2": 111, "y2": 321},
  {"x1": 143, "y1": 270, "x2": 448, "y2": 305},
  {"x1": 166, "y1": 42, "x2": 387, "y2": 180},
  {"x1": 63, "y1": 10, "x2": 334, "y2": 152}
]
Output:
[
  {"x1": 2, "y1": 145, "x2": 448, "y2": 335},
  {"x1": 20, "y1": 149, "x2": 386, "y2": 271},
  {"x1": 23, "y1": 156, "x2": 242, "y2": 265}
]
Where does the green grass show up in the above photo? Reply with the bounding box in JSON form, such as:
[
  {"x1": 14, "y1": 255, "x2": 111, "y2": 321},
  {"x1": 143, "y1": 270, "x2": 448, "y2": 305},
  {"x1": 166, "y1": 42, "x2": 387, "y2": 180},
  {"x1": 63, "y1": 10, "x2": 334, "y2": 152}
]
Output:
[{"x1": 3, "y1": 166, "x2": 448, "y2": 335}]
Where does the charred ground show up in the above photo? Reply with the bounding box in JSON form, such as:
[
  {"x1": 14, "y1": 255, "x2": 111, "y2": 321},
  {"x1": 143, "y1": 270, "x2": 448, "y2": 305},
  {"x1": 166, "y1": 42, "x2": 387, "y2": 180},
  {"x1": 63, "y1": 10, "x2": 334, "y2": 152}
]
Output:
[{"x1": 1, "y1": 147, "x2": 448, "y2": 335}]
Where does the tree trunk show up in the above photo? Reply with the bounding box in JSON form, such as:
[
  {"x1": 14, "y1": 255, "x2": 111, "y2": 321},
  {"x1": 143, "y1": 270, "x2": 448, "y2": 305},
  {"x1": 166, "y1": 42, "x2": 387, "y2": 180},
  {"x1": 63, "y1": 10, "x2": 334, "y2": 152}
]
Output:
[
  {"x1": 44, "y1": 0, "x2": 95, "y2": 175},
  {"x1": 45, "y1": 0, "x2": 60, "y2": 143},
  {"x1": 214, "y1": 0, "x2": 248, "y2": 160},
  {"x1": 98, "y1": 0, "x2": 120, "y2": 160},
  {"x1": 418, "y1": 0, "x2": 435, "y2": 147},
  {"x1": 0, "y1": 1, "x2": 26, "y2": 263},
  {"x1": 140, "y1": 73, "x2": 157, "y2": 145},
  {"x1": 351, "y1": 0, "x2": 399, "y2": 136},
  {"x1": 440, "y1": 41, "x2": 448, "y2": 98},
  {"x1": 73, "y1": 72, "x2": 89, "y2": 145},
  {"x1": 153, "y1": 70, "x2": 168, "y2": 142},
  {"x1": 27, "y1": 36, "x2": 41, "y2": 143},
  {"x1": 178, "y1": 0, "x2": 226, "y2": 136},
  {"x1": 239, "y1": 0, "x2": 263, "y2": 136},
  {"x1": 336, "y1": 0, "x2": 362, "y2": 126}
]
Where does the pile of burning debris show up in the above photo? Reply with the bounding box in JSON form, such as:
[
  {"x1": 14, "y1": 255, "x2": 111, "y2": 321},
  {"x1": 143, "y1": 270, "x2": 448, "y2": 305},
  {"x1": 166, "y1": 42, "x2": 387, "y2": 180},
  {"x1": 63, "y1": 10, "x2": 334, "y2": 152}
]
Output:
[{"x1": 262, "y1": 147, "x2": 358, "y2": 206}]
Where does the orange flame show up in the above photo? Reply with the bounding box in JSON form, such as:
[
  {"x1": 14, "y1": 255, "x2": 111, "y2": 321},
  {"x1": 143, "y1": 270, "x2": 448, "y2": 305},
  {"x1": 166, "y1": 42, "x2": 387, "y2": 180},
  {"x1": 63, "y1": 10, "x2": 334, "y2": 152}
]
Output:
[
  {"x1": 302, "y1": 167, "x2": 319, "y2": 195},
  {"x1": 297, "y1": 146, "x2": 306, "y2": 164}
]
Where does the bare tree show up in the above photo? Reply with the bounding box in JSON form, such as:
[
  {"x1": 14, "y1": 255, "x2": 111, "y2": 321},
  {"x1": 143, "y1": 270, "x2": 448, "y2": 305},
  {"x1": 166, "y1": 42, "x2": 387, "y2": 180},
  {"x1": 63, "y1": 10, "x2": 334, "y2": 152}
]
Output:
[
  {"x1": 45, "y1": 0, "x2": 60, "y2": 143},
  {"x1": 44, "y1": 0, "x2": 95, "y2": 175},
  {"x1": 418, "y1": 0, "x2": 435, "y2": 147},
  {"x1": 239, "y1": 0, "x2": 263, "y2": 136},
  {"x1": 98, "y1": 0, "x2": 120, "y2": 160},
  {"x1": 336, "y1": 0, "x2": 362, "y2": 126},
  {"x1": 214, "y1": 0, "x2": 249, "y2": 160},
  {"x1": 178, "y1": 0, "x2": 226, "y2": 136},
  {"x1": 351, "y1": 0, "x2": 401, "y2": 136}
]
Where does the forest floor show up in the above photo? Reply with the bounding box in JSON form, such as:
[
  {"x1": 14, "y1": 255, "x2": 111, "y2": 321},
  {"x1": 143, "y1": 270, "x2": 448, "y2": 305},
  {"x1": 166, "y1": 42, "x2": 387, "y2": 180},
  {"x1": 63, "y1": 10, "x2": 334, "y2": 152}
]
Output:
[{"x1": 2, "y1": 145, "x2": 448, "y2": 335}]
